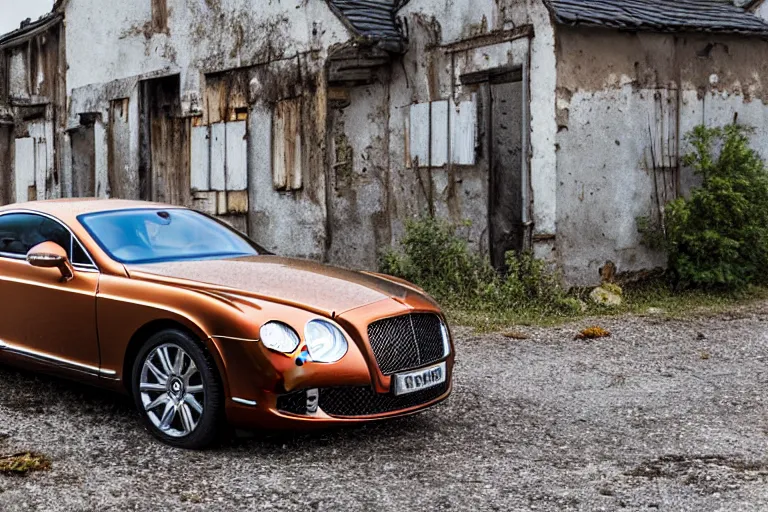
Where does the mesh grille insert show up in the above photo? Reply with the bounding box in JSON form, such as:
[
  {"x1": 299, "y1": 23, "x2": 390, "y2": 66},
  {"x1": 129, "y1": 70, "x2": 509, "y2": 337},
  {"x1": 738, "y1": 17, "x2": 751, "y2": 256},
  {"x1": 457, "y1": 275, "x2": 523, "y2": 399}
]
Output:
[
  {"x1": 367, "y1": 313, "x2": 445, "y2": 375},
  {"x1": 276, "y1": 382, "x2": 450, "y2": 418}
]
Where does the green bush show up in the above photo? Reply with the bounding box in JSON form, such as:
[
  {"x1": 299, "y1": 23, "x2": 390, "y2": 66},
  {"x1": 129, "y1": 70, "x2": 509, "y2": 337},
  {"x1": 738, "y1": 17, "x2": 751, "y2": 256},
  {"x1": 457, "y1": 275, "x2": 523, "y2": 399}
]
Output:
[
  {"x1": 380, "y1": 217, "x2": 576, "y2": 314},
  {"x1": 666, "y1": 124, "x2": 768, "y2": 289}
]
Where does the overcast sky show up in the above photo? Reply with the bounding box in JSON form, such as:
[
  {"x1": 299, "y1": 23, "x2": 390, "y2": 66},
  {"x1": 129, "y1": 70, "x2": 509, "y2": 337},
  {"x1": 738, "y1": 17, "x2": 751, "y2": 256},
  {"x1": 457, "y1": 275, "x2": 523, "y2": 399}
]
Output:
[{"x1": 0, "y1": 0, "x2": 54, "y2": 36}]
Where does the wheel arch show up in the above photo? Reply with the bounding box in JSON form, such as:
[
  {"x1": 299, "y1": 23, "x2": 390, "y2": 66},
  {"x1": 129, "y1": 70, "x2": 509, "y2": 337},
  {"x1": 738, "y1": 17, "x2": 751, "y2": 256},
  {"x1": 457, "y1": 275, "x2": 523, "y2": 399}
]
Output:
[{"x1": 121, "y1": 319, "x2": 227, "y2": 397}]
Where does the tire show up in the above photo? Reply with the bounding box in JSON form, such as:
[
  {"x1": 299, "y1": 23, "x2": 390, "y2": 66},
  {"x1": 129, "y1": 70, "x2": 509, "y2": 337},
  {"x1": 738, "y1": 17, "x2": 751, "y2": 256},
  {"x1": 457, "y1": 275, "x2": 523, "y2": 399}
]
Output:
[{"x1": 131, "y1": 329, "x2": 224, "y2": 449}]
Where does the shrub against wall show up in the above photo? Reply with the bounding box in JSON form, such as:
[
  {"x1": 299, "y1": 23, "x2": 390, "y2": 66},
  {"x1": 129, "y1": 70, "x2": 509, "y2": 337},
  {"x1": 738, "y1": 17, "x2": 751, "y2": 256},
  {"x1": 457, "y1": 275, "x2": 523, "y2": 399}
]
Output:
[
  {"x1": 665, "y1": 125, "x2": 768, "y2": 289},
  {"x1": 380, "y1": 217, "x2": 578, "y2": 314}
]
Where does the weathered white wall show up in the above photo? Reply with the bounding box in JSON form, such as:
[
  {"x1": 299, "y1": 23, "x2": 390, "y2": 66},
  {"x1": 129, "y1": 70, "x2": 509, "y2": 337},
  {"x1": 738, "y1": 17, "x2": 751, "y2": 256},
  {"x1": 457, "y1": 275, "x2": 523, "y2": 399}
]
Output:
[
  {"x1": 65, "y1": 0, "x2": 351, "y2": 95},
  {"x1": 65, "y1": 0, "x2": 352, "y2": 132},
  {"x1": 327, "y1": 81, "x2": 392, "y2": 270},
  {"x1": 555, "y1": 27, "x2": 768, "y2": 285},
  {"x1": 383, "y1": 0, "x2": 557, "y2": 257},
  {"x1": 754, "y1": 1, "x2": 768, "y2": 21}
]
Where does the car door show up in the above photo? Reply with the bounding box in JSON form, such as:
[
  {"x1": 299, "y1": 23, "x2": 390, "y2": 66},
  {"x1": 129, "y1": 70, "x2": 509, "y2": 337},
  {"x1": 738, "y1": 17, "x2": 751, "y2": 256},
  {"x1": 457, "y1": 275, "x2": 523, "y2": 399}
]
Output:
[{"x1": 0, "y1": 212, "x2": 102, "y2": 375}]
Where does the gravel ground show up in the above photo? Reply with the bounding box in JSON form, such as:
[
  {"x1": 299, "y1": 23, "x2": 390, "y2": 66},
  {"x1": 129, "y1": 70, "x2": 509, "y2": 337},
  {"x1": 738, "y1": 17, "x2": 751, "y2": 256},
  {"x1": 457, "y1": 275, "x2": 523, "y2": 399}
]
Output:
[{"x1": 2, "y1": 304, "x2": 768, "y2": 511}]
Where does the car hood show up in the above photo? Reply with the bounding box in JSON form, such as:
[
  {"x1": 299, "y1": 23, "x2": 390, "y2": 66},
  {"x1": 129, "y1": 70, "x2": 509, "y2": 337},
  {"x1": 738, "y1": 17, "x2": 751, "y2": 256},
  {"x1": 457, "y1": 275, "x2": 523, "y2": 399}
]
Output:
[{"x1": 126, "y1": 255, "x2": 428, "y2": 316}]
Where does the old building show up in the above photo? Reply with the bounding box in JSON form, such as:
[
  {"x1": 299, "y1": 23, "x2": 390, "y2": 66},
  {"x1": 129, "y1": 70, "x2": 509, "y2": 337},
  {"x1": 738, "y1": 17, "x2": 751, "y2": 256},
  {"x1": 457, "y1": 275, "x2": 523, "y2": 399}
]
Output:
[
  {"x1": 2, "y1": 0, "x2": 768, "y2": 285},
  {"x1": 0, "y1": 13, "x2": 66, "y2": 206},
  {"x1": 548, "y1": 0, "x2": 768, "y2": 283}
]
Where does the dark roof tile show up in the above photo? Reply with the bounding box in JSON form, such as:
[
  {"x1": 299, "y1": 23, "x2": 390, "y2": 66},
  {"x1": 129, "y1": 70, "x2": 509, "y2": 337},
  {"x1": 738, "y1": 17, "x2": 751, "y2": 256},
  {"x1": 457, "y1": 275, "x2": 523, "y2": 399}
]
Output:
[
  {"x1": 546, "y1": 0, "x2": 768, "y2": 35},
  {"x1": 327, "y1": 0, "x2": 407, "y2": 51}
]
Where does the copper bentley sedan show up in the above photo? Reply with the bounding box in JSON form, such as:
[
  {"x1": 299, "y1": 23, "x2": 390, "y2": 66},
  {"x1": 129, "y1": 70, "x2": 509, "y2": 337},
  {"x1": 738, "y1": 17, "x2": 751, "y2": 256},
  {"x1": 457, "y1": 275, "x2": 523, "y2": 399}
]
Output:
[{"x1": 0, "y1": 199, "x2": 454, "y2": 448}]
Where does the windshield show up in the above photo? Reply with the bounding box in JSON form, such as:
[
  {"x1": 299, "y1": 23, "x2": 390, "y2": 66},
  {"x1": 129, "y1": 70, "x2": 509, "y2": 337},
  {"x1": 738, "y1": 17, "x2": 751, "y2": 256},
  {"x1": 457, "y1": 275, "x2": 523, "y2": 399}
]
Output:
[{"x1": 79, "y1": 209, "x2": 260, "y2": 264}]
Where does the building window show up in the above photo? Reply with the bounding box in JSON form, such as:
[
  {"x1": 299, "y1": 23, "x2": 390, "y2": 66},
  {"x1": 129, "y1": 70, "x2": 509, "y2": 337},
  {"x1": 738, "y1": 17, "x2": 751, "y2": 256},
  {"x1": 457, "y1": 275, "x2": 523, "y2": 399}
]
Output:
[{"x1": 272, "y1": 98, "x2": 303, "y2": 191}]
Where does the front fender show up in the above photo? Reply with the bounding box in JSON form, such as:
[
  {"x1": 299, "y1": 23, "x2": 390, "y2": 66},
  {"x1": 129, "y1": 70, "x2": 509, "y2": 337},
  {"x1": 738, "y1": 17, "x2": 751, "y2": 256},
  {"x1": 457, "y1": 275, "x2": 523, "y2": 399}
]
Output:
[{"x1": 97, "y1": 274, "x2": 263, "y2": 385}]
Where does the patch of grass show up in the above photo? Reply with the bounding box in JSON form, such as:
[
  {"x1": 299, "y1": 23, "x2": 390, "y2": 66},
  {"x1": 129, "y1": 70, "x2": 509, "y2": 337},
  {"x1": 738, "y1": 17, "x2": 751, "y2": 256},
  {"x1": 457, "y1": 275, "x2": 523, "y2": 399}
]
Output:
[
  {"x1": 444, "y1": 280, "x2": 768, "y2": 331},
  {"x1": 381, "y1": 217, "x2": 768, "y2": 332},
  {"x1": 380, "y1": 217, "x2": 579, "y2": 320},
  {"x1": 0, "y1": 452, "x2": 51, "y2": 475},
  {"x1": 619, "y1": 279, "x2": 768, "y2": 318}
]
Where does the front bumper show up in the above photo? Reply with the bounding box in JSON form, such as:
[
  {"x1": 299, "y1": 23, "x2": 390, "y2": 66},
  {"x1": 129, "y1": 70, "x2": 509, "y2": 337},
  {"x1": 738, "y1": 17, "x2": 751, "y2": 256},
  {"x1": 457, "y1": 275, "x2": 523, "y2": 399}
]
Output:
[
  {"x1": 225, "y1": 378, "x2": 453, "y2": 430},
  {"x1": 208, "y1": 300, "x2": 456, "y2": 430}
]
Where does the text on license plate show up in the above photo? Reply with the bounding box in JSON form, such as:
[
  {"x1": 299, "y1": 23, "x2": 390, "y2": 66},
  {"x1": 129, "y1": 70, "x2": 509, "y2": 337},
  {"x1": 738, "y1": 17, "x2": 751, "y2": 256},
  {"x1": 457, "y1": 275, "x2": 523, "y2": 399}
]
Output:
[{"x1": 393, "y1": 362, "x2": 447, "y2": 396}]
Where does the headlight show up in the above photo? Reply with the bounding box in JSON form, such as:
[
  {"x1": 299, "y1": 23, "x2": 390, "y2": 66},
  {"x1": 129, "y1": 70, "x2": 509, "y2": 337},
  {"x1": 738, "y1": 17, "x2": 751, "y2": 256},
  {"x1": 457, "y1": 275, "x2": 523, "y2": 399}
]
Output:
[
  {"x1": 260, "y1": 322, "x2": 300, "y2": 354},
  {"x1": 304, "y1": 320, "x2": 348, "y2": 363},
  {"x1": 440, "y1": 320, "x2": 451, "y2": 356}
]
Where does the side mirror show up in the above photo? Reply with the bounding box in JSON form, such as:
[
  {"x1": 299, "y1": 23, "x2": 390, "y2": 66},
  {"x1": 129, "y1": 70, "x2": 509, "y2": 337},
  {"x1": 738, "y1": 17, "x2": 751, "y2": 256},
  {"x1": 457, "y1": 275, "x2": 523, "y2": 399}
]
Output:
[{"x1": 27, "y1": 242, "x2": 74, "y2": 282}]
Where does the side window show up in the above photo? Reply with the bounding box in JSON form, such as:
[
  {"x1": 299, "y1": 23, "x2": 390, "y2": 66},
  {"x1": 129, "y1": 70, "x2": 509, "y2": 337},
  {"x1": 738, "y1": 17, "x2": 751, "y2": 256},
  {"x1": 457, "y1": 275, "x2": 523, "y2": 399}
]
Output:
[
  {"x1": 0, "y1": 214, "x2": 89, "y2": 266},
  {"x1": 71, "y1": 241, "x2": 91, "y2": 266}
]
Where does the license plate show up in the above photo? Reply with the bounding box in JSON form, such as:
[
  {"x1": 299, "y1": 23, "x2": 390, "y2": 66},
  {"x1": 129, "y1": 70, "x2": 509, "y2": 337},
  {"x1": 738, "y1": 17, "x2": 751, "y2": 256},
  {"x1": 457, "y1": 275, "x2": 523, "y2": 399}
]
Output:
[{"x1": 393, "y1": 362, "x2": 447, "y2": 396}]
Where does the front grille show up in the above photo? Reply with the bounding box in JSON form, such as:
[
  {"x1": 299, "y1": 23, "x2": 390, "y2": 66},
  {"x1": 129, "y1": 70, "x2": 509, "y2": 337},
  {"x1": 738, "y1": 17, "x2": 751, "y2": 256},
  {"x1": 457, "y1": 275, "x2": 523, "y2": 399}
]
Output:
[
  {"x1": 277, "y1": 382, "x2": 450, "y2": 418},
  {"x1": 367, "y1": 313, "x2": 445, "y2": 375}
]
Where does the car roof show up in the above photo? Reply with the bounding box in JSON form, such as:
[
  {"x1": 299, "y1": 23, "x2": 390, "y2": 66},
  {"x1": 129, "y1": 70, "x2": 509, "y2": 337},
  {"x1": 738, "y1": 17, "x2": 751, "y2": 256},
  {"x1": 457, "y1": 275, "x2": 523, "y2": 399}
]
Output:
[{"x1": 0, "y1": 198, "x2": 181, "y2": 219}]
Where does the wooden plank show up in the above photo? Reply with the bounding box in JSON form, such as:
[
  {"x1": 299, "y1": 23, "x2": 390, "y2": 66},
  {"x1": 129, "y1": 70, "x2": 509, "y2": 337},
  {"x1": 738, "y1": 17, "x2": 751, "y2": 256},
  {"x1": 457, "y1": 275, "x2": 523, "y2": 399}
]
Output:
[
  {"x1": 272, "y1": 99, "x2": 302, "y2": 191},
  {"x1": 192, "y1": 190, "x2": 216, "y2": 215},
  {"x1": 34, "y1": 135, "x2": 47, "y2": 200},
  {"x1": 227, "y1": 190, "x2": 248, "y2": 214},
  {"x1": 190, "y1": 125, "x2": 210, "y2": 191},
  {"x1": 430, "y1": 100, "x2": 449, "y2": 167},
  {"x1": 210, "y1": 123, "x2": 226, "y2": 191},
  {"x1": 108, "y1": 98, "x2": 136, "y2": 199},
  {"x1": 13, "y1": 137, "x2": 34, "y2": 203},
  {"x1": 216, "y1": 190, "x2": 227, "y2": 215},
  {"x1": 408, "y1": 102, "x2": 430, "y2": 168},
  {"x1": 451, "y1": 95, "x2": 477, "y2": 165},
  {"x1": 94, "y1": 120, "x2": 108, "y2": 198},
  {"x1": 150, "y1": 112, "x2": 191, "y2": 205},
  {"x1": 27, "y1": 120, "x2": 48, "y2": 200},
  {"x1": 225, "y1": 120, "x2": 247, "y2": 191},
  {"x1": 441, "y1": 25, "x2": 534, "y2": 54}
]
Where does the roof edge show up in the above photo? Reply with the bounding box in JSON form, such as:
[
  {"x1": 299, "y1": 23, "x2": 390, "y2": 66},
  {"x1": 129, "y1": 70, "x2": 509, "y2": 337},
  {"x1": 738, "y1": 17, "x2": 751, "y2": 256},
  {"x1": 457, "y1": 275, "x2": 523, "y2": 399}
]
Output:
[
  {"x1": 325, "y1": 0, "x2": 409, "y2": 53},
  {"x1": 543, "y1": 0, "x2": 768, "y2": 37},
  {"x1": 0, "y1": 12, "x2": 63, "y2": 49}
]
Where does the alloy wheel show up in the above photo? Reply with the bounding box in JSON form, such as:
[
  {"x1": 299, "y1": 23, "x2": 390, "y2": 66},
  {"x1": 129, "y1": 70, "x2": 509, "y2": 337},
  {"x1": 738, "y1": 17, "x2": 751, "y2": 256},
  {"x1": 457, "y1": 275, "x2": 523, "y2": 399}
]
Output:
[{"x1": 139, "y1": 343, "x2": 205, "y2": 438}]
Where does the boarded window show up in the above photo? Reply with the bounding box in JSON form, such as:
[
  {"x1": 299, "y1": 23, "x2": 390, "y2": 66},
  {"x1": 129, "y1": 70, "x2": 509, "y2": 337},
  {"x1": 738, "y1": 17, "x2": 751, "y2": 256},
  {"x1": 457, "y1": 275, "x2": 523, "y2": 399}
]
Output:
[
  {"x1": 191, "y1": 120, "x2": 247, "y2": 193},
  {"x1": 272, "y1": 98, "x2": 302, "y2": 191},
  {"x1": 151, "y1": 0, "x2": 168, "y2": 33},
  {"x1": 9, "y1": 46, "x2": 29, "y2": 100},
  {"x1": 408, "y1": 96, "x2": 477, "y2": 168},
  {"x1": 204, "y1": 72, "x2": 248, "y2": 126},
  {"x1": 192, "y1": 71, "x2": 250, "y2": 217}
]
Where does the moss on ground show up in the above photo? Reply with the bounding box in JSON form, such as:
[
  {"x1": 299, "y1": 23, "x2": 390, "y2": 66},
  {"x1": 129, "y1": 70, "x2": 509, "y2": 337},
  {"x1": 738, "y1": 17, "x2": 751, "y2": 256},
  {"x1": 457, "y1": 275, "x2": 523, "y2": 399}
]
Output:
[{"x1": 0, "y1": 452, "x2": 51, "y2": 475}]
